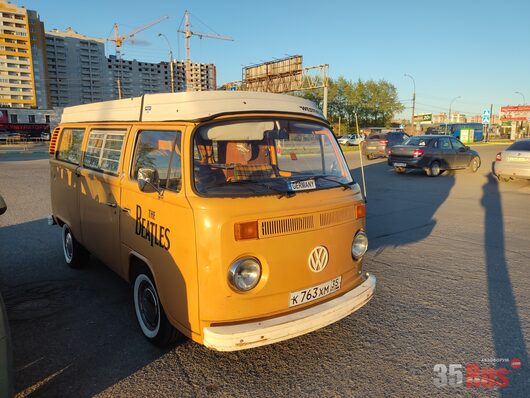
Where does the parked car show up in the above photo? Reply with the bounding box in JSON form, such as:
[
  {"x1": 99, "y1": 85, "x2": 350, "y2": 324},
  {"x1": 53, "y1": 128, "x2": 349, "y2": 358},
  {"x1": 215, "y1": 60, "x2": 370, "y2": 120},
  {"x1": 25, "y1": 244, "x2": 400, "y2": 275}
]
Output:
[
  {"x1": 40, "y1": 131, "x2": 51, "y2": 141},
  {"x1": 492, "y1": 139, "x2": 530, "y2": 182},
  {"x1": 362, "y1": 131, "x2": 409, "y2": 159},
  {"x1": 387, "y1": 135, "x2": 481, "y2": 176},
  {"x1": 0, "y1": 194, "x2": 14, "y2": 398},
  {"x1": 49, "y1": 91, "x2": 375, "y2": 351}
]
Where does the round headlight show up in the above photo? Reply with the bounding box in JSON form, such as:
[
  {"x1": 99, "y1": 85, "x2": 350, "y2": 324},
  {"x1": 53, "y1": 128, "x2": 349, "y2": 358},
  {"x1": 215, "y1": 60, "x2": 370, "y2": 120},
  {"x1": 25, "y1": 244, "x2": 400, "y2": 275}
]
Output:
[
  {"x1": 228, "y1": 257, "x2": 262, "y2": 292},
  {"x1": 351, "y1": 230, "x2": 368, "y2": 260}
]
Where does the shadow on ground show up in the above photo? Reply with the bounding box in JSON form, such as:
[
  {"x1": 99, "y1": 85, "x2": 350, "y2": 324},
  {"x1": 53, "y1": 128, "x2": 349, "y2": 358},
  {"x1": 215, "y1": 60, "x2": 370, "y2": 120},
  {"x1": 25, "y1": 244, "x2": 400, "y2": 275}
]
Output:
[{"x1": 0, "y1": 218, "x2": 169, "y2": 397}]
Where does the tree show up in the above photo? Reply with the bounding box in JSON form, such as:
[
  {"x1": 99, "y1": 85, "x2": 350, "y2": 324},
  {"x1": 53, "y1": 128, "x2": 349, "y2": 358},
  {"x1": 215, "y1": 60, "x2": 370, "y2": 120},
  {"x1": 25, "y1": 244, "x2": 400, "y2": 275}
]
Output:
[{"x1": 297, "y1": 77, "x2": 404, "y2": 133}]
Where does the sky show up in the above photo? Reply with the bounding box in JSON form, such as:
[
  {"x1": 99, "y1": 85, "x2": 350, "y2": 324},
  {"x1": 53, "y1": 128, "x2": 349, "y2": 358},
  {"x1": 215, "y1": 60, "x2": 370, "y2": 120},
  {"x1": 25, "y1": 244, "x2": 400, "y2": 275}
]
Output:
[{"x1": 13, "y1": 0, "x2": 530, "y2": 117}]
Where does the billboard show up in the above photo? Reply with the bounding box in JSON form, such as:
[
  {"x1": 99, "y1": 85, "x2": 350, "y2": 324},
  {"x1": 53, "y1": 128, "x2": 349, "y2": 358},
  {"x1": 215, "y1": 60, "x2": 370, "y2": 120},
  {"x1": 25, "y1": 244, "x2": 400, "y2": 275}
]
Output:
[
  {"x1": 413, "y1": 113, "x2": 432, "y2": 124},
  {"x1": 242, "y1": 55, "x2": 303, "y2": 93},
  {"x1": 500, "y1": 105, "x2": 530, "y2": 121}
]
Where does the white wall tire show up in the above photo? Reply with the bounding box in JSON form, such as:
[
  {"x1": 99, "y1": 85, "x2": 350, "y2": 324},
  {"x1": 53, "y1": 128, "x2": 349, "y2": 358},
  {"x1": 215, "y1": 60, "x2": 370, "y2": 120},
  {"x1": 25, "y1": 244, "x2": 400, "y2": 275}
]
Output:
[
  {"x1": 134, "y1": 274, "x2": 161, "y2": 339},
  {"x1": 132, "y1": 269, "x2": 181, "y2": 347},
  {"x1": 61, "y1": 224, "x2": 87, "y2": 268}
]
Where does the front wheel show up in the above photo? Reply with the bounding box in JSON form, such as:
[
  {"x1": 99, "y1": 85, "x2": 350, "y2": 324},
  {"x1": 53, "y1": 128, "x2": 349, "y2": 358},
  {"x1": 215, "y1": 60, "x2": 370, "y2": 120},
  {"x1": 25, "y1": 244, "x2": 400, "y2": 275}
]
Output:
[
  {"x1": 428, "y1": 161, "x2": 441, "y2": 177},
  {"x1": 61, "y1": 224, "x2": 88, "y2": 268},
  {"x1": 468, "y1": 156, "x2": 480, "y2": 173},
  {"x1": 133, "y1": 270, "x2": 181, "y2": 347},
  {"x1": 366, "y1": 154, "x2": 374, "y2": 160}
]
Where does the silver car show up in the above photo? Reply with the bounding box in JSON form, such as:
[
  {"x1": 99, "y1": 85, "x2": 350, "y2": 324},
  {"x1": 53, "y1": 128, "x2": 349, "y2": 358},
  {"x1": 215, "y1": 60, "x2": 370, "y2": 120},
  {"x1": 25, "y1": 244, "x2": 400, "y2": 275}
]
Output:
[
  {"x1": 338, "y1": 133, "x2": 363, "y2": 146},
  {"x1": 493, "y1": 139, "x2": 530, "y2": 182}
]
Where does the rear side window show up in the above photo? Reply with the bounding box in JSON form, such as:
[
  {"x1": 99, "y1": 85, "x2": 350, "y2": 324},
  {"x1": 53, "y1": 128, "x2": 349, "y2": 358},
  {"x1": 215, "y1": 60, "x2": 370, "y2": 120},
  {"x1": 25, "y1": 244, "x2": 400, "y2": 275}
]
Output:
[
  {"x1": 83, "y1": 129, "x2": 126, "y2": 175},
  {"x1": 404, "y1": 137, "x2": 430, "y2": 147},
  {"x1": 56, "y1": 128, "x2": 85, "y2": 164},
  {"x1": 507, "y1": 140, "x2": 530, "y2": 151},
  {"x1": 132, "y1": 130, "x2": 182, "y2": 192}
]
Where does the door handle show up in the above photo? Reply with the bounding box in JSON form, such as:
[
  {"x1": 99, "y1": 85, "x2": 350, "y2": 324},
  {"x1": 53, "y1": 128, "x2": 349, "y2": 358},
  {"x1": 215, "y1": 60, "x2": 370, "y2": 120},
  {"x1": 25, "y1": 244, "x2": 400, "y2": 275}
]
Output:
[{"x1": 106, "y1": 202, "x2": 117, "y2": 208}]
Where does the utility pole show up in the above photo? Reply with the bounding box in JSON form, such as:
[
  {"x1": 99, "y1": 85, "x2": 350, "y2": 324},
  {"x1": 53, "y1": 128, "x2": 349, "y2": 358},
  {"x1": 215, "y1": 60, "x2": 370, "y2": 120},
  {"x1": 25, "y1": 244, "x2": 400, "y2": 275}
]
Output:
[
  {"x1": 158, "y1": 33, "x2": 174, "y2": 93},
  {"x1": 447, "y1": 96, "x2": 461, "y2": 134},
  {"x1": 404, "y1": 74, "x2": 416, "y2": 133}
]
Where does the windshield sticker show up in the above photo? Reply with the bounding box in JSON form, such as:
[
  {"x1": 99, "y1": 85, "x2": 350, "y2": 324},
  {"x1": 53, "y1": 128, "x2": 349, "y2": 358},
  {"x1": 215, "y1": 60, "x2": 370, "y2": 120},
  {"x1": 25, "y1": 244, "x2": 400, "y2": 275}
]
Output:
[{"x1": 289, "y1": 179, "x2": 316, "y2": 191}]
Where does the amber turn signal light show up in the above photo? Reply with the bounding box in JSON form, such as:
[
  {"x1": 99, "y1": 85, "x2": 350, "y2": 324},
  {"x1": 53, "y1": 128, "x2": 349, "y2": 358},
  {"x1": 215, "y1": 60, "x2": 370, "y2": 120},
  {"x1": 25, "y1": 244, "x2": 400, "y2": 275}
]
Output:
[
  {"x1": 234, "y1": 221, "x2": 259, "y2": 240},
  {"x1": 355, "y1": 203, "x2": 366, "y2": 219}
]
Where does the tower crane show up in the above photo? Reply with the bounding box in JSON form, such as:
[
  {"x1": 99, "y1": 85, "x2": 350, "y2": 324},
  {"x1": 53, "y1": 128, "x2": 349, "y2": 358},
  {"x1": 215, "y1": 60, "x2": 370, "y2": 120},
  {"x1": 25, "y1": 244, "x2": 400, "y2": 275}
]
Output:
[
  {"x1": 108, "y1": 15, "x2": 169, "y2": 98},
  {"x1": 177, "y1": 10, "x2": 233, "y2": 63}
]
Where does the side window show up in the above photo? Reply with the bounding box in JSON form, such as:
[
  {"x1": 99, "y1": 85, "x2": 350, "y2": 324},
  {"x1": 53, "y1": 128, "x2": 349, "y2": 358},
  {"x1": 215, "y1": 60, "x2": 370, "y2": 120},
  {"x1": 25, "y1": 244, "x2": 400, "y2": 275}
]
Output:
[
  {"x1": 83, "y1": 129, "x2": 126, "y2": 175},
  {"x1": 56, "y1": 128, "x2": 85, "y2": 164},
  {"x1": 450, "y1": 137, "x2": 465, "y2": 150},
  {"x1": 132, "y1": 130, "x2": 182, "y2": 192},
  {"x1": 439, "y1": 137, "x2": 451, "y2": 150}
]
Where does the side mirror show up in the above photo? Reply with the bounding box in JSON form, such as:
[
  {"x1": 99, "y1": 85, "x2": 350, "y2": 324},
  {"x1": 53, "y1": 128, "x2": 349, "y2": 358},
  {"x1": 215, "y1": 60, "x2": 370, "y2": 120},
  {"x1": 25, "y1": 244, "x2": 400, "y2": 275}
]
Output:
[
  {"x1": 459, "y1": 147, "x2": 467, "y2": 152},
  {"x1": 0, "y1": 194, "x2": 6, "y2": 215},
  {"x1": 465, "y1": 145, "x2": 470, "y2": 150},
  {"x1": 137, "y1": 168, "x2": 160, "y2": 193}
]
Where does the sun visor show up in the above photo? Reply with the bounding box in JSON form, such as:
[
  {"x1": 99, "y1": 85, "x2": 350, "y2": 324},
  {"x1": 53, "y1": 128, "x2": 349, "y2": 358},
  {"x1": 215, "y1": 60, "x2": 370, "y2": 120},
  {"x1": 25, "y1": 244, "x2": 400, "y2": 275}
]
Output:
[{"x1": 200, "y1": 121, "x2": 275, "y2": 141}]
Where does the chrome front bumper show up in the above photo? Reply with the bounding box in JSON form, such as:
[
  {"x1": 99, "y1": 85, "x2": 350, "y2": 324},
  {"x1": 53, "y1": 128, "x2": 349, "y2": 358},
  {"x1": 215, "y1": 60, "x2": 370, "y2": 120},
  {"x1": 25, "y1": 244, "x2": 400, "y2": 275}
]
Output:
[{"x1": 203, "y1": 273, "x2": 376, "y2": 351}]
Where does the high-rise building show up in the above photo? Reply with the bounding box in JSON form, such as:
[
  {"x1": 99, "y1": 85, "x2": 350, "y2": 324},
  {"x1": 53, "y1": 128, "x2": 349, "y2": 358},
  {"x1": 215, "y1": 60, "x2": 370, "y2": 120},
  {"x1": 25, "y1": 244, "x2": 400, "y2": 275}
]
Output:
[
  {"x1": 0, "y1": 0, "x2": 48, "y2": 109},
  {"x1": 106, "y1": 56, "x2": 216, "y2": 99},
  {"x1": 184, "y1": 61, "x2": 216, "y2": 91},
  {"x1": 46, "y1": 28, "x2": 111, "y2": 107},
  {"x1": 106, "y1": 55, "x2": 169, "y2": 99}
]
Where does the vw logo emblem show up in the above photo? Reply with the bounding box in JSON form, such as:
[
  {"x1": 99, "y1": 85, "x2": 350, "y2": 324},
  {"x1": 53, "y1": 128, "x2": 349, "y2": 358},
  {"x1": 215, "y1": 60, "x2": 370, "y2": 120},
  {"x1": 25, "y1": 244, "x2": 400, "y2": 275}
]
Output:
[{"x1": 308, "y1": 246, "x2": 329, "y2": 272}]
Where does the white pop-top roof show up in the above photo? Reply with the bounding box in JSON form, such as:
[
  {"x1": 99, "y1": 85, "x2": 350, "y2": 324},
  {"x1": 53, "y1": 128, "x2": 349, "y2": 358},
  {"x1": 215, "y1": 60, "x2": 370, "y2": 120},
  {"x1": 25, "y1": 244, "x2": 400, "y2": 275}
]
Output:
[{"x1": 60, "y1": 91, "x2": 326, "y2": 124}]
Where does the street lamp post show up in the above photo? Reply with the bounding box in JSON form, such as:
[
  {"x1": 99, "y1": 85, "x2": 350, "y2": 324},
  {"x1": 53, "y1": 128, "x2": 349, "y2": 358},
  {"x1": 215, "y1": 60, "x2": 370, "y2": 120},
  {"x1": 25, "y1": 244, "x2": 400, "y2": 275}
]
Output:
[
  {"x1": 404, "y1": 74, "x2": 416, "y2": 132},
  {"x1": 447, "y1": 96, "x2": 461, "y2": 133},
  {"x1": 158, "y1": 33, "x2": 175, "y2": 93},
  {"x1": 515, "y1": 91, "x2": 526, "y2": 105}
]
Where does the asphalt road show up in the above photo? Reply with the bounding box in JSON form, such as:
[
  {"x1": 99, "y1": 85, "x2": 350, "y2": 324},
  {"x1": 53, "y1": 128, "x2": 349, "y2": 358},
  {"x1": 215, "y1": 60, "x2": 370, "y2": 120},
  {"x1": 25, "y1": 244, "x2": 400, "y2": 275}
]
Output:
[{"x1": 0, "y1": 145, "x2": 529, "y2": 397}]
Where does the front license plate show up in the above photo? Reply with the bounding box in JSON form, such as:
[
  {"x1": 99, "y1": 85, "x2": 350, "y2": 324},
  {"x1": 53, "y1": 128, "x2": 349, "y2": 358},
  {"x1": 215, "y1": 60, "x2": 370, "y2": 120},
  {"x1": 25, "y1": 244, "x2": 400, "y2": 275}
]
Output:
[
  {"x1": 394, "y1": 162, "x2": 406, "y2": 167},
  {"x1": 289, "y1": 276, "x2": 342, "y2": 307},
  {"x1": 289, "y1": 179, "x2": 316, "y2": 191}
]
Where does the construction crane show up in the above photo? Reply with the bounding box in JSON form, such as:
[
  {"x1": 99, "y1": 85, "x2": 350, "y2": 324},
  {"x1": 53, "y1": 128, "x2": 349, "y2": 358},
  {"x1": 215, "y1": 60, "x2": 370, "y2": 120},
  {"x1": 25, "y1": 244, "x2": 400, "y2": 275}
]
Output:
[
  {"x1": 108, "y1": 15, "x2": 169, "y2": 98},
  {"x1": 177, "y1": 10, "x2": 233, "y2": 63}
]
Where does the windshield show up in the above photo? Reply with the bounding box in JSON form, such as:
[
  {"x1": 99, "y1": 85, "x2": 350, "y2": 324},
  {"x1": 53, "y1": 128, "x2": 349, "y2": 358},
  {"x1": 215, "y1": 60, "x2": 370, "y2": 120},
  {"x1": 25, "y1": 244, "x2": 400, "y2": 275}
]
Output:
[{"x1": 193, "y1": 119, "x2": 353, "y2": 197}]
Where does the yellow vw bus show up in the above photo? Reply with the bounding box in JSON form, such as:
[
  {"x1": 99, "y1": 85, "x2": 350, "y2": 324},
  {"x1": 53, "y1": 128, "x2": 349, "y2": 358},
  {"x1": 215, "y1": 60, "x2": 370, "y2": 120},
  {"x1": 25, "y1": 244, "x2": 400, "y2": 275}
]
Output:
[{"x1": 49, "y1": 91, "x2": 376, "y2": 351}]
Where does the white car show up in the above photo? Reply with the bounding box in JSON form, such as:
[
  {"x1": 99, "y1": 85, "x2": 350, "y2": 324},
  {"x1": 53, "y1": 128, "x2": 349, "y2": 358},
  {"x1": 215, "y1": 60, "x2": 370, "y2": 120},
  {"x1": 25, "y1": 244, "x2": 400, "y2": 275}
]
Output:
[{"x1": 338, "y1": 134, "x2": 363, "y2": 146}]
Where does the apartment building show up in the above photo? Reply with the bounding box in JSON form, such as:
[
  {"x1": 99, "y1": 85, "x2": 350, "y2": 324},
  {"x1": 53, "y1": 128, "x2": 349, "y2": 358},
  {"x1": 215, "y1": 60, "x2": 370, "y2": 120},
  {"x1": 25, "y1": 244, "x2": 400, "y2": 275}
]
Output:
[
  {"x1": 46, "y1": 27, "x2": 111, "y2": 107},
  {"x1": 0, "y1": 0, "x2": 47, "y2": 109},
  {"x1": 106, "y1": 56, "x2": 216, "y2": 98}
]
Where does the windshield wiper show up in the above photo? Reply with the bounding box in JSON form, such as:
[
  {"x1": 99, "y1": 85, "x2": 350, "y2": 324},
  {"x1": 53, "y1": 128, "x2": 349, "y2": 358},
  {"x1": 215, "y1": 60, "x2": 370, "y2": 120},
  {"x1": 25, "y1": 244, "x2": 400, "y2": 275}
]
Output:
[
  {"x1": 217, "y1": 179, "x2": 296, "y2": 198},
  {"x1": 312, "y1": 175, "x2": 355, "y2": 190}
]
